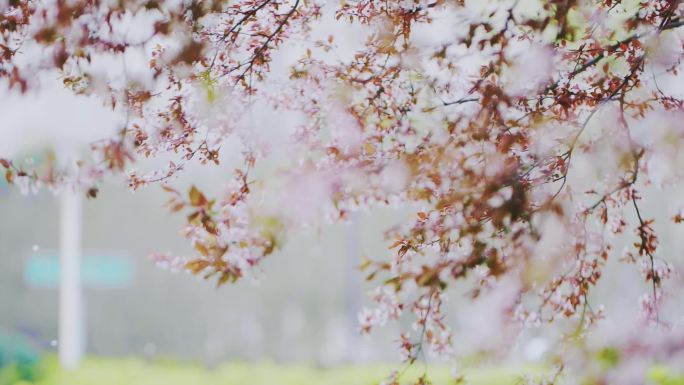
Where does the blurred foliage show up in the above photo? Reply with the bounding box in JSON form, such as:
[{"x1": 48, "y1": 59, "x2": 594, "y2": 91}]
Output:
[
  {"x1": 0, "y1": 332, "x2": 41, "y2": 385},
  {"x1": 596, "y1": 347, "x2": 620, "y2": 369},
  {"x1": 3, "y1": 354, "x2": 682, "y2": 385},
  {"x1": 1, "y1": 356, "x2": 535, "y2": 385},
  {"x1": 649, "y1": 366, "x2": 684, "y2": 385}
]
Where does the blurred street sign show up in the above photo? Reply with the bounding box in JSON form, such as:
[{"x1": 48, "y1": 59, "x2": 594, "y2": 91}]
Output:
[{"x1": 25, "y1": 252, "x2": 133, "y2": 288}]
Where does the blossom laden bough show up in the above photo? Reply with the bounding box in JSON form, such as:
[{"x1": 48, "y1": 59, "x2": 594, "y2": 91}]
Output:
[{"x1": 3, "y1": 0, "x2": 684, "y2": 382}]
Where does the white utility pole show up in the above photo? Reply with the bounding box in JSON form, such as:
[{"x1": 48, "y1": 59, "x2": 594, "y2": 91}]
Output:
[
  {"x1": 59, "y1": 188, "x2": 84, "y2": 369},
  {"x1": 345, "y1": 213, "x2": 362, "y2": 362}
]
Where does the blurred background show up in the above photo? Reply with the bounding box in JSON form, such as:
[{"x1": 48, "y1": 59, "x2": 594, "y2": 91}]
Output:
[
  {"x1": 0, "y1": 162, "x2": 457, "y2": 384},
  {"x1": 0, "y1": 172, "x2": 413, "y2": 349},
  {"x1": 0, "y1": 180, "x2": 379, "y2": 365}
]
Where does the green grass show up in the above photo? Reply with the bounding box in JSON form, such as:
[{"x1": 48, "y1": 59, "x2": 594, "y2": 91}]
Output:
[
  {"x1": 1, "y1": 356, "x2": 539, "y2": 385},
  {"x1": 7, "y1": 355, "x2": 684, "y2": 385}
]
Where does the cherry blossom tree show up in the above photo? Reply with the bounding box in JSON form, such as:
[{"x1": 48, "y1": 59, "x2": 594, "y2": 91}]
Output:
[{"x1": 3, "y1": 0, "x2": 684, "y2": 383}]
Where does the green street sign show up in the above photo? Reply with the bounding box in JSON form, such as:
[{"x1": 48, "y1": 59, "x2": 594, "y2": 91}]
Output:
[{"x1": 25, "y1": 252, "x2": 133, "y2": 288}]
